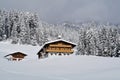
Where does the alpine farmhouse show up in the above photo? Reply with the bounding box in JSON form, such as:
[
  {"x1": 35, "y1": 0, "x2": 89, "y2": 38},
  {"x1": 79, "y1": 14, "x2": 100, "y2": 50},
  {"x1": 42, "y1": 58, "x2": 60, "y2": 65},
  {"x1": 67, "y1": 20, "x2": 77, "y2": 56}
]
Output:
[{"x1": 37, "y1": 39, "x2": 76, "y2": 59}]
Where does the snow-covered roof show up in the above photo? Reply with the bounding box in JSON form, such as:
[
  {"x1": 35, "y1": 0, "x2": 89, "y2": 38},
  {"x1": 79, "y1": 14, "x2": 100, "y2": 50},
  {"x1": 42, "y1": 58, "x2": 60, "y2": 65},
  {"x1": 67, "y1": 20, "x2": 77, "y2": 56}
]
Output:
[
  {"x1": 45, "y1": 39, "x2": 77, "y2": 46},
  {"x1": 4, "y1": 52, "x2": 27, "y2": 57}
]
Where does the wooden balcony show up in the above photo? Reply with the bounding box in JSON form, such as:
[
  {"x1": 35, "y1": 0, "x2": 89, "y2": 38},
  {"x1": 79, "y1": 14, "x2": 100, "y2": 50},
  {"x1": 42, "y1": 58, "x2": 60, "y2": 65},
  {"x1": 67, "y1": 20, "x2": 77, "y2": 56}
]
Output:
[{"x1": 46, "y1": 49, "x2": 74, "y2": 53}]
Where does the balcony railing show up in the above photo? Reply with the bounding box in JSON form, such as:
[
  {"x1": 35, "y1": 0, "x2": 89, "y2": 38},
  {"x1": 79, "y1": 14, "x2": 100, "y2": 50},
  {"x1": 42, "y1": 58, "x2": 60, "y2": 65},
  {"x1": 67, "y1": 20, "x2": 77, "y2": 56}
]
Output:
[{"x1": 46, "y1": 49, "x2": 74, "y2": 53}]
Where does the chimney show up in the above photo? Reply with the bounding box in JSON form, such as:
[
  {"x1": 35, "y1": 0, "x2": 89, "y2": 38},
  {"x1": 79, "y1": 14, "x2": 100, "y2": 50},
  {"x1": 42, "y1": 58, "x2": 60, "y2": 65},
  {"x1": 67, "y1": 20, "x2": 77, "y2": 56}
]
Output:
[{"x1": 58, "y1": 35, "x2": 62, "y2": 39}]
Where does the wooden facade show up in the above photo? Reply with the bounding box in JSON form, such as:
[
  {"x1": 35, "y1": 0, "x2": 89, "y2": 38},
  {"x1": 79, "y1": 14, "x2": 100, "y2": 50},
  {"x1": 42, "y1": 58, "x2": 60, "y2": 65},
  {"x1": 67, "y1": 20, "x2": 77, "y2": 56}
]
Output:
[
  {"x1": 4, "y1": 52, "x2": 27, "y2": 61},
  {"x1": 37, "y1": 39, "x2": 76, "y2": 59}
]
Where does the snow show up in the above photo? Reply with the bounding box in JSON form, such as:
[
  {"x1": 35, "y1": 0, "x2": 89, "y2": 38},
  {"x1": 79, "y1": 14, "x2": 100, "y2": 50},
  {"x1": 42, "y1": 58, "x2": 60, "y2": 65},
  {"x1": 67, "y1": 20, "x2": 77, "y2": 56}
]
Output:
[{"x1": 0, "y1": 42, "x2": 120, "y2": 80}]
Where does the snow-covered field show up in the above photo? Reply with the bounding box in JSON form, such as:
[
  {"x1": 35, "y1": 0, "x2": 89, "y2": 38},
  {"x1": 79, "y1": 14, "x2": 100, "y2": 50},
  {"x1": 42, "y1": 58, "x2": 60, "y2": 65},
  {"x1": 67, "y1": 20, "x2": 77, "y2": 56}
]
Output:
[{"x1": 0, "y1": 41, "x2": 120, "y2": 80}]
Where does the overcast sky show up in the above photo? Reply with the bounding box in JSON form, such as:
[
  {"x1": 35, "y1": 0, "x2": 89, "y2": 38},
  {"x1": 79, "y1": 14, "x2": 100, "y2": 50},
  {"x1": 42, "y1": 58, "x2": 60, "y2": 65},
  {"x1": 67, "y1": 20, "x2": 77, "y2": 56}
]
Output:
[{"x1": 0, "y1": 0, "x2": 120, "y2": 24}]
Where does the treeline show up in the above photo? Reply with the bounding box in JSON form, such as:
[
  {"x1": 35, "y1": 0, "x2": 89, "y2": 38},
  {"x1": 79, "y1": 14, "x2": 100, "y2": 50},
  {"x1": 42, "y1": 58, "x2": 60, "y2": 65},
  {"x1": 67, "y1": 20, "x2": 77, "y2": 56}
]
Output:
[
  {"x1": 77, "y1": 26, "x2": 120, "y2": 57},
  {"x1": 0, "y1": 10, "x2": 78, "y2": 46}
]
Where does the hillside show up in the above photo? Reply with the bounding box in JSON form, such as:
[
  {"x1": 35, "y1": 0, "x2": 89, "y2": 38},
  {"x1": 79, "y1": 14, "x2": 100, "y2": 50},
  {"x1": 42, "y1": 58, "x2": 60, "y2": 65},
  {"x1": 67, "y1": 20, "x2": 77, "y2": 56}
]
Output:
[{"x1": 0, "y1": 42, "x2": 120, "y2": 80}]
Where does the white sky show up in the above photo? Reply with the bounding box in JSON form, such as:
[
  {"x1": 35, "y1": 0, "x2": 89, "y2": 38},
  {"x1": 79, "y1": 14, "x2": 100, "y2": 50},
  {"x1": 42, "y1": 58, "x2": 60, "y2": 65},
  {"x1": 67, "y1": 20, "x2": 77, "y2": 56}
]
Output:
[{"x1": 0, "y1": 0, "x2": 120, "y2": 24}]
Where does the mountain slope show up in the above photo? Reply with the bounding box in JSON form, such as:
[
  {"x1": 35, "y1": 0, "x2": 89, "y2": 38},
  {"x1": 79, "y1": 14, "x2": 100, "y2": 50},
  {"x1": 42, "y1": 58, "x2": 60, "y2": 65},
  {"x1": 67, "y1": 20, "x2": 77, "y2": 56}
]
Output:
[{"x1": 0, "y1": 42, "x2": 120, "y2": 80}]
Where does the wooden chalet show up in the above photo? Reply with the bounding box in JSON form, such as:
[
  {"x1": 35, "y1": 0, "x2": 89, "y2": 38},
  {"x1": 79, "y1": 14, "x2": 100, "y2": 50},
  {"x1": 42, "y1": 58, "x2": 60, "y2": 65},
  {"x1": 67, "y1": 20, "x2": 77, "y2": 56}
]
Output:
[
  {"x1": 4, "y1": 52, "x2": 27, "y2": 61},
  {"x1": 37, "y1": 39, "x2": 76, "y2": 59}
]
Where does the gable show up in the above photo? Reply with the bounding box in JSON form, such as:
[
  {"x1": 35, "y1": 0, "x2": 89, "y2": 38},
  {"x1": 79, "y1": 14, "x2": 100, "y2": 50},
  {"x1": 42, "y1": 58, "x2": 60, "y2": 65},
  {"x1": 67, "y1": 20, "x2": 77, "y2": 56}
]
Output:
[
  {"x1": 48, "y1": 41, "x2": 72, "y2": 47},
  {"x1": 45, "y1": 39, "x2": 76, "y2": 47}
]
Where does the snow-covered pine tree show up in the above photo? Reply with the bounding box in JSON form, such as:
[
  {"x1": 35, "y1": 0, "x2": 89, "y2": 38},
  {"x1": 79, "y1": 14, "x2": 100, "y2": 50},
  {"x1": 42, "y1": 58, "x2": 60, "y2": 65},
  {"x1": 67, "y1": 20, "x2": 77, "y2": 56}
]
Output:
[{"x1": 28, "y1": 13, "x2": 39, "y2": 46}]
